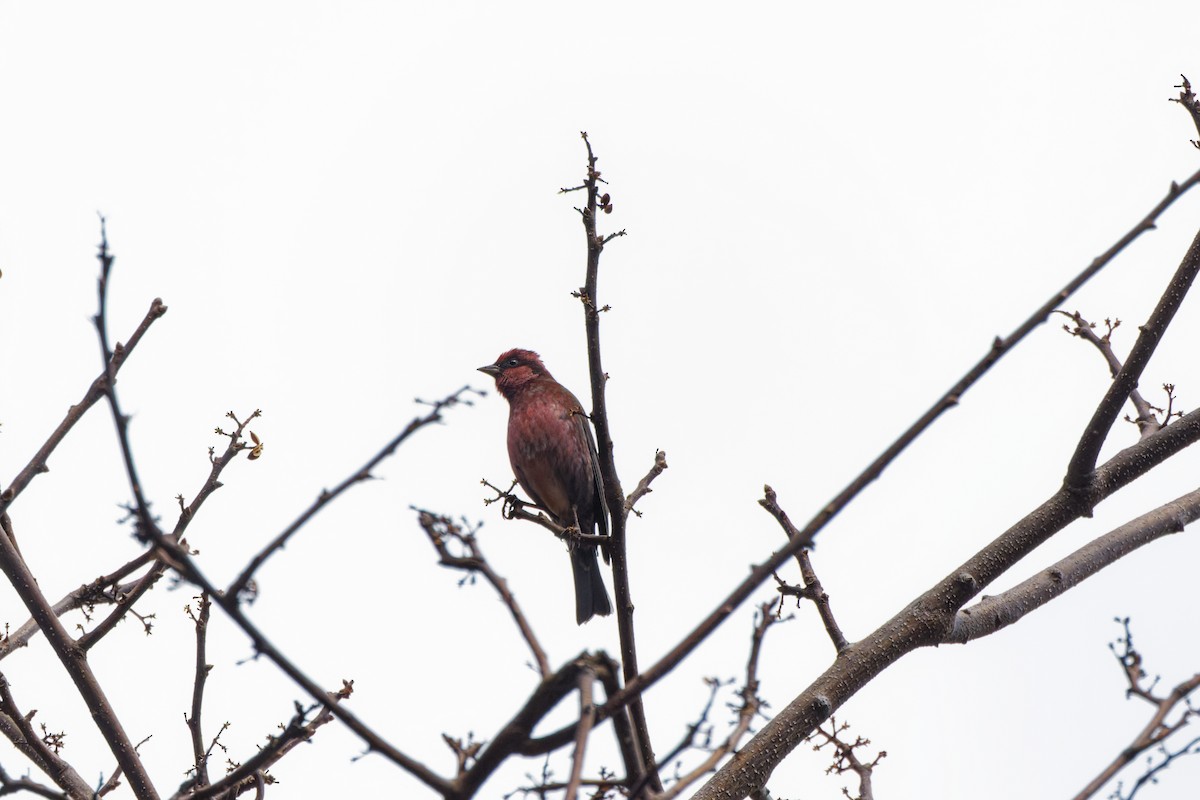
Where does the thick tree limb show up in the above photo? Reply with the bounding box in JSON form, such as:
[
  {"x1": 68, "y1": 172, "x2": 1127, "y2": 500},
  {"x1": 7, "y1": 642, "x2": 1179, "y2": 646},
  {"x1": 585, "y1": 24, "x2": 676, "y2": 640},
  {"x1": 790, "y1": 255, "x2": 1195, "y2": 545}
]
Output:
[
  {"x1": 692, "y1": 403, "x2": 1200, "y2": 799},
  {"x1": 948, "y1": 485, "x2": 1200, "y2": 643}
]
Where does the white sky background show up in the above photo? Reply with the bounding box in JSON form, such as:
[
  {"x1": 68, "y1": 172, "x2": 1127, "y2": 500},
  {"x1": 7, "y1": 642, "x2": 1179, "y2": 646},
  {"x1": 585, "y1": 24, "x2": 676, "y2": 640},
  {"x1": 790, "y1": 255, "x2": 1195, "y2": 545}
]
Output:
[{"x1": 2, "y1": 3, "x2": 1200, "y2": 798}]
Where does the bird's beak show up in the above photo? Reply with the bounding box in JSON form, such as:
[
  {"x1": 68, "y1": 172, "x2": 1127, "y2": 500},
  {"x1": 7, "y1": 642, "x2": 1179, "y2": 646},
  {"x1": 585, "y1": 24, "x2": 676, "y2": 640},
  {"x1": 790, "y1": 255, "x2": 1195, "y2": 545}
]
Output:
[{"x1": 478, "y1": 364, "x2": 501, "y2": 377}]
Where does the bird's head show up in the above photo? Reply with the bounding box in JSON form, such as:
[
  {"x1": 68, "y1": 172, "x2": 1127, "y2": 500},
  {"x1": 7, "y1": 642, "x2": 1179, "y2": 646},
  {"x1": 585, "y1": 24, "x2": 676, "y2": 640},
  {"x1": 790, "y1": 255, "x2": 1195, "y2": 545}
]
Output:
[{"x1": 478, "y1": 348, "x2": 552, "y2": 399}]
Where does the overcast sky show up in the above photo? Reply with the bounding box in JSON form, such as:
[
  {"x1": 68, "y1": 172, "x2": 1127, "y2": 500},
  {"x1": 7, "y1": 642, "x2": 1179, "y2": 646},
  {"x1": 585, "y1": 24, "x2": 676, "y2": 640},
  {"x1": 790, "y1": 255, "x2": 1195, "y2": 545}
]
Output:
[{"x1": 3, "y1": 3, "x2": 1200, "y2": 799}]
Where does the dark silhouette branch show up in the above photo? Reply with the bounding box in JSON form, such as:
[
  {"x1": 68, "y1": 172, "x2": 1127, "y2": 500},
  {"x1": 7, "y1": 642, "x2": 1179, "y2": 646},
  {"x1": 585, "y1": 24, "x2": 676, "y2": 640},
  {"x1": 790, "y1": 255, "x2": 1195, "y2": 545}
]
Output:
[
  {"x1": 93, "y1": 219, "x2": 162, "y2": 552},
  {"x1": 172, "y1": 692, "x2": 344, "y2": 800},
  {"x1": 625, "y1": 450, "x2": 668, "y2": 516},
  {"x1": 227, "y1": 388, "x2": 482, "y2": 602},
  {"x1": 0, "y1": 763, "x2": 70, "y2": 800},
  {"x1": 654, "y1": 603, "x2": 780, "y2": 800},
  {"x1": 415, "y1": 510, "x2": 551, "y2": 679},
  {"x1": 572, "y1": 131, "x2": 659, "y2": 794},
  {"x1": 457, "y1": 654, "x2": 613, "y2": 799},
  {"x1": 184, "y1": 593, "x2": 214, "y2": 790},
  {"x1": 575, "y1": 166, "x2": 1200, "y2": 744},
  {"x1": 1170, "y1": 75, "x2": 1200, "y2": 146},
  {"x1": 761, "y1": 487, "x2": 849, "y2": 652},
  {"x1": 87, "y1": 232, "x2": 463, "y2": 796},
  {"x1": 0, "y1": 295, "x2": 166, "y2": 515}
]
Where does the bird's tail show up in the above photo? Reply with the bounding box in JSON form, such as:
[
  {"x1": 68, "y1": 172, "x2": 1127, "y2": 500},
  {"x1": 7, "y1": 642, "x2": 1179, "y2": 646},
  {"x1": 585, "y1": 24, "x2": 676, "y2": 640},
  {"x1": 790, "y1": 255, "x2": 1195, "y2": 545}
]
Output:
[{"x1": 570, "y1": 546, "x2": 613, "y2": 625}]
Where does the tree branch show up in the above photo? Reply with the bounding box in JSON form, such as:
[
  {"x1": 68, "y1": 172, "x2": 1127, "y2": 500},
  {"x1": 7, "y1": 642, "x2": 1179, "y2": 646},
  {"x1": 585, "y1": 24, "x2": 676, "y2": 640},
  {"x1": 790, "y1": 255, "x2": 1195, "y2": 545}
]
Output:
[
  {"x1": 1057, "y1": 312, "x2": 1160, "y2": 437},
  {"x1": 572, "y1": 131, "x2": 660, "y2": 793},
  {"x1": 1071, "y1": 619, "x2": 1200, "y2": 800},
  {"x1": 0, "y1": 514, "x2": 159, "y2": 799},
  {"x1": 415, "y1": 510, "x2": 551, "y2": 679},
  {"x1": 227, "y1": 388, "x2": 481, "y2": 602},
  {"x1": 948, "y1": 485, "x2": 1200, "y2": 643},
  {"x1": 1066, "y1": 225, "x2": 1200, "y2": 494},
  {"x1": 692, "y1": 401, "x2": 1200, "y2": 799},
  {"x1": 0, "y1": 673, "x2": 94, "y2": 799},
  {"x1": 0, "y1": 295, "x2": 166, "y2": 514}
]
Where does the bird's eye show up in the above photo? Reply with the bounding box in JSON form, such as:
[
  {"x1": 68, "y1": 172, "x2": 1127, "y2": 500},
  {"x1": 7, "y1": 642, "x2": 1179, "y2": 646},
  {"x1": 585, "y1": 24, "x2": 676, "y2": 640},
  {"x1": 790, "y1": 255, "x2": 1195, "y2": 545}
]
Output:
[{"x1": 506, "y1": 358, "x2": 520, "y2": 368}]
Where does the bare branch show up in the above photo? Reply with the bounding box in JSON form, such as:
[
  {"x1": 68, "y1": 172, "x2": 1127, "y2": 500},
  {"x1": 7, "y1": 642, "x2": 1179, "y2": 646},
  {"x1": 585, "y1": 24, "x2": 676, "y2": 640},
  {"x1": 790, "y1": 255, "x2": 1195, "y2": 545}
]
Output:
[
  {"x1": 573, "y1": 131, "x2": 660, "y2": 793},
  {"x1": 173, "y1": 691, "x2": 346, "y2": 800},
  {"x1": 761, "y1": 488, "x2": 850, "y2": 652},
  {"x1": 1071, "y1": 620, "x2": 1200, "y2": 800},
  {"x1": 0, "y1": 763, "x2": 70, "y2": 799},
  {"x1": 415, "y1": 510, "x2": 551, "y2": 679},
  {"x1": 0, "y1": 673, "x2": 94, "y2": 798},
  {"x1": 656, "y1": 603, "x2": 782, "y2": 800},
  {"x1": 458, "y1": 655, "x2": 612, "y2": 798},
  {"x1": 625, "y1": 450, "x2": 668, "y2": 516},
  {"x1": 0, "y1": 519, "x2": 159, "y2": 798},
  {"x1": 809, "y1": 717, "x2": 885, "y2": 800},
  {"x1": 1057, "y1": 311, "x2": 1160, "y2": 437},
  {"x1": 0, "y1": 295, "x2": 166, "y2": 514},
  {"x1": 185, "y1": 593, "x2": 214, "y2": 789},
  {"x1": 227, "y1": 387, "x2": 482, "y2": 601},
  {"x1": 1170, "y1": 75, "x2": 1200, "y2": 147},
  {"x1": 0, "y1": 551, "x2": 156, "y2": 660},
  {"x1": 1066, "y1": 225, "x2": 1200, "y2": 494}
]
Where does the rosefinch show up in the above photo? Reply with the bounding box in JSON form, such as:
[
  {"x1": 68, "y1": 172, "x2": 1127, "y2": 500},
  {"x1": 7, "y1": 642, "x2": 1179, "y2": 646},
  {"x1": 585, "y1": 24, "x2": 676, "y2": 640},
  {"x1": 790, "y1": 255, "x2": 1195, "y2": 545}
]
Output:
[{"x1": 479, "y1": 349, "x2": 613, "y2": 624}]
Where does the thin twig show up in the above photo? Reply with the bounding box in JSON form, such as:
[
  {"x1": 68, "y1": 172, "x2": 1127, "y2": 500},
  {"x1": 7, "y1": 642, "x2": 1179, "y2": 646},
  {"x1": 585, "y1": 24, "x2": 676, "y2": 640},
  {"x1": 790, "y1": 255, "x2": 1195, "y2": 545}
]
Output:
[
  {"x1": 415, "y1": 510, "x2": 551, "y2": 678},
  {"x1": 1065, "y1": 225, "x2": 1200, "y2": 495},
  {"x1": 1056, "y1": 311, "x2": 1160, "y2": 437},
  {"x1": 0, "y1": 672, "x2": 94, "y2": 798},
  {"x1": 809, "y1": 717, "x2": 885, "y2": 800},
  {"x1": 761, "y1": 488, "x2": 849, "y2": 652},
  {"x1": 0, "y1": 295, "x2": 166, "y2": 514},
  {"x1": 457, "y1": 655, "x2": 611, "y2": 798},
  {"x1": 0, "y1": 519, "x2": 159, "y2": 799},
  {"x1": 601, "y1": 165, "x2": 1200, "y2": 735},
  {"x1": 185, "y1": 593, "x2": 213, "y2": 789},
  {"x1": 0, "y1": 763, "x2": 69, "y2": 800},
  {"x1": 0, "y1": 551, "x2": 156, "y2": 660},
  {"x1": 1170, "y1": 75, "x2": 1200, "y2": 146},
  {"x1": 625, "y1": 450, "x2": 668, "y2": 516},
  {"x1": 654, "y1": 602, "x2": 782, "y2": 800},
  {"x1": 173, "y1": 691, "x2": 347, "y2": 800},
  {"x1": 1070, "y1": 619, "x2": 1200, "y2": 800},
  {"x1": 573, "y1": 131, "x2": 661, "y2": 794},
  {"x1": 226, "y1": 387, "x2": 482, "y2": 601}
]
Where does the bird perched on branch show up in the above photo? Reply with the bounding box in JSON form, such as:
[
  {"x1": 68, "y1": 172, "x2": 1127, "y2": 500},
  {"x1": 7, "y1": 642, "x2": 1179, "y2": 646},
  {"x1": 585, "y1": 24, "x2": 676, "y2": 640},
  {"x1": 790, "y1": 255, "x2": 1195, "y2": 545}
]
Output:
[{"x1": 478, "y1": 349, "x2": 612, "y2": 624}]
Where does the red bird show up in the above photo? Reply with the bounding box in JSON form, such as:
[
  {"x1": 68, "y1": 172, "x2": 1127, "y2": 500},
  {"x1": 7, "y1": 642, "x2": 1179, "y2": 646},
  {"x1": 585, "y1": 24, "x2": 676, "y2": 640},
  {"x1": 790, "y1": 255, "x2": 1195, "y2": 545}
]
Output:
[{"x1": 479, "y1": 349, "x2": 612, "y2": 624}]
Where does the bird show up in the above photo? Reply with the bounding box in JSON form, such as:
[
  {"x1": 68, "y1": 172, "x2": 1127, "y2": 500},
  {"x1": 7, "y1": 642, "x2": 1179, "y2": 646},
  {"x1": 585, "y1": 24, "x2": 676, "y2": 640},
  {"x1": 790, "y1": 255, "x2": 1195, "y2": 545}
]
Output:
[{"x1": 478, "y1": 348, "x2": 613, "y2": 624}]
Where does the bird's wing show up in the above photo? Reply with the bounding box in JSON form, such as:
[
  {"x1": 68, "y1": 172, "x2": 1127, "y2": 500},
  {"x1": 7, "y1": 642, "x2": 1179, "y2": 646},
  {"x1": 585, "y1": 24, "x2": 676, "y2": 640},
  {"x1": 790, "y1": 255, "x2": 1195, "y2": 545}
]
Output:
[
  {"x1": 513, "y1": 462, "x2": 554, "y2": 520},
  {"x1": 577, "y1": 410, "x2": 610, "y2": 545}
]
